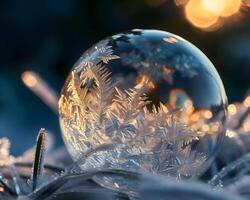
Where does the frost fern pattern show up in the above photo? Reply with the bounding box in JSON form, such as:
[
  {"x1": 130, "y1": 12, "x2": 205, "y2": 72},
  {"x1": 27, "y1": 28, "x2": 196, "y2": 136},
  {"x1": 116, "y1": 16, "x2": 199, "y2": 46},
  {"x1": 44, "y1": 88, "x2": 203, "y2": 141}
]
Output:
[{"x1": 59, "y1": 43, "x2": 206, "y2": 178}]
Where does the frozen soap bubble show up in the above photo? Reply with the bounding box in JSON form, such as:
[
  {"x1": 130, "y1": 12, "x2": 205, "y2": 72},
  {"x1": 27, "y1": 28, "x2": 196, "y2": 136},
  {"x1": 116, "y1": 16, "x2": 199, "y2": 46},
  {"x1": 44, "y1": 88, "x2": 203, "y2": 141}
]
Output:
[{"x1": 59, "y1": 29, "x2": 227, "y2": 178}]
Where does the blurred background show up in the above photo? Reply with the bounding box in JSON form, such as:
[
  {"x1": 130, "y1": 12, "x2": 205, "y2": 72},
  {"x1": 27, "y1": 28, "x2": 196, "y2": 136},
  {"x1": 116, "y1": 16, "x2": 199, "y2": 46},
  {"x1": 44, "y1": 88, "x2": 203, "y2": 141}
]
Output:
[{"x1": 0, "y1": 0, "x2": 249, "y2": 154}]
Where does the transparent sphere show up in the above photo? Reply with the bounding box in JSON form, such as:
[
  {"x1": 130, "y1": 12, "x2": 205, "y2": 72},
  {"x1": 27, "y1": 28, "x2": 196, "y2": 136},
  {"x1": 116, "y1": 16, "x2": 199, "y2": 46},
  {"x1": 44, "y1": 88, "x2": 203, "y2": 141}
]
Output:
[{"x1": 59, "y1": 29, "x2": 227, "y2": 178}]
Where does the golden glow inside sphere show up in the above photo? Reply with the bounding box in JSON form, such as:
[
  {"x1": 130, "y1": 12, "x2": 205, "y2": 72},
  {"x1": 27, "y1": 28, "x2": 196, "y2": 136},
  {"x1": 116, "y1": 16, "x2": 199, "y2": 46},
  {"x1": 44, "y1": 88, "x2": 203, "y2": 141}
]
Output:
[{"x1": 59, "y1": 29, "x2": 227, "y2": 178}]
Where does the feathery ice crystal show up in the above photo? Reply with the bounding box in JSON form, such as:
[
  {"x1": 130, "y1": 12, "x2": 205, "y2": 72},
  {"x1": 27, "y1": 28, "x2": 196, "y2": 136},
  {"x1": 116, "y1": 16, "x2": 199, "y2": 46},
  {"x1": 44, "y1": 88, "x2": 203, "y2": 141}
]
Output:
[{"x1": 59, "y1": 29, "x2": 227, "y2": 178}]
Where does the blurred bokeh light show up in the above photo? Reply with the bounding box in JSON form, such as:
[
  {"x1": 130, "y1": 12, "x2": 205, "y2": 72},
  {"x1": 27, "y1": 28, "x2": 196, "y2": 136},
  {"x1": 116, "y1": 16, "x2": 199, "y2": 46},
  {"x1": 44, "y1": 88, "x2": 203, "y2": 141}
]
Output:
[{"x1": 184, "y1": 0, "x2": 242, "y2": 30}]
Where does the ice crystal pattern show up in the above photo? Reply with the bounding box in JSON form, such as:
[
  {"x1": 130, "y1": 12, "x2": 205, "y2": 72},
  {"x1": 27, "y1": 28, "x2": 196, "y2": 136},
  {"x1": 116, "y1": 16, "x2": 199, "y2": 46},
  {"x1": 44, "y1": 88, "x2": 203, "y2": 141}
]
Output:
[
  {"x1": 119, "y1": 38, "x2": 199, "y2": 84},
  {"x1": 59, "y1": 44, "x2": 206, "y2": 178}
]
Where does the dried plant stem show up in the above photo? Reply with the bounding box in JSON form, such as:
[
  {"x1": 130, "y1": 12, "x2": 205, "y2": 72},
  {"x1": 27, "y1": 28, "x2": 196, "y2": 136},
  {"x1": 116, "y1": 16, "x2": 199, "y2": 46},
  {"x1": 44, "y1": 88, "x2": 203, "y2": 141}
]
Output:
[
  {"x1": 209, "y1": 153, "x2": 250, "y2": 187},
  {"x1": 32, "y1": 129, "x2": 46, "y2": 191}
]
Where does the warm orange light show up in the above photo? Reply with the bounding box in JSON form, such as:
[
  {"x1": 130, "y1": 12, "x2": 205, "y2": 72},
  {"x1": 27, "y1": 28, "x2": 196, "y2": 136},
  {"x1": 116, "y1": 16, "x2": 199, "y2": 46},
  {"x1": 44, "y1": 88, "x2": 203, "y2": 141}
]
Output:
[
  {"x1": 204, "y1": 110, "x2": 212, "y2": 119},
  {"x1": 202, "y1": 124, "x2": 210, "y2": 132},
  {"x1": 185, "y1": 102, "x2": 194, "y2": 115},
  {"x1": 226, "y1": 129, "x2": 236, "y2": 138},
  {"x1": 21, "y1": 71, "x2": 58, "y2": 113},
  {"x1": 219, "y1": 0, "x2": 241, "y2": 17},
  {"x1": 147, "y1": 81, "x2": 156, "y2": 90},
  {"x1": 201, "y1": 0, "x2": 224, "y2": 15},
  {"x1": 194, "y1": 0, "x2": 241, "y2": 17},
  {"x1": 191, "y1": 124, "x2": 197, "y2": 130},
  {"x1": 136, "y1": 75, "x2": 155, "y2": 90},
  {"x1": 185, "y1": 0, "x2": 219, "y2": 29},
  {"x1": 22, "y1": 71, "x2": 38, "y2": 88},
  {"x1": 243, "y1": 0, "x2": 250, "y2": 7},
  {"x1": 163, "y1": 67, "x2": 172, "y2": 76},
  {"x1": 243, "y1": 96, "x2": 250, "y2": 107},
  {"x1": 136, "y1": 75, "x2": 148, "y2": 85},
  {"x1": 228, "y1": 104, "x2": 237, "y2": 115},
  {"x1": 184, "y1": 0, "x2": 242, "y2": 30},
  {"x1": 163, "y1": 37, "x2": 178, "y2": 44},
  {"x1": 190, "y1": 113, "x2": 199, "y2": 122},
  {"x1": 243, "y1": 121, "x2": 250, "y2": 132},
  {"x1": 175, "y1": 0, "x2": 189, "y2": 6}
]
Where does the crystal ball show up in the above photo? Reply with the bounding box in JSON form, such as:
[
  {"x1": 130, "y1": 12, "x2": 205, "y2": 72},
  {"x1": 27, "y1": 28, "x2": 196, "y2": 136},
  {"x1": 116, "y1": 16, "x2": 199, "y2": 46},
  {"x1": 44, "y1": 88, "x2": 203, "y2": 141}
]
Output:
[{"x1": 59, "y1": 29, "x2": 227, "y2": 178}]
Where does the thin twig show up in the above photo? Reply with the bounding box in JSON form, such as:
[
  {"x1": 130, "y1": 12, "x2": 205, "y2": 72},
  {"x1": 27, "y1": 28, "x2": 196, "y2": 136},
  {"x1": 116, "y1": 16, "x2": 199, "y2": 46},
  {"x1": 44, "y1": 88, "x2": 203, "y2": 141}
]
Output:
[{"x1": 32, "y1": 129, "x2": 46, "y2": 191}]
